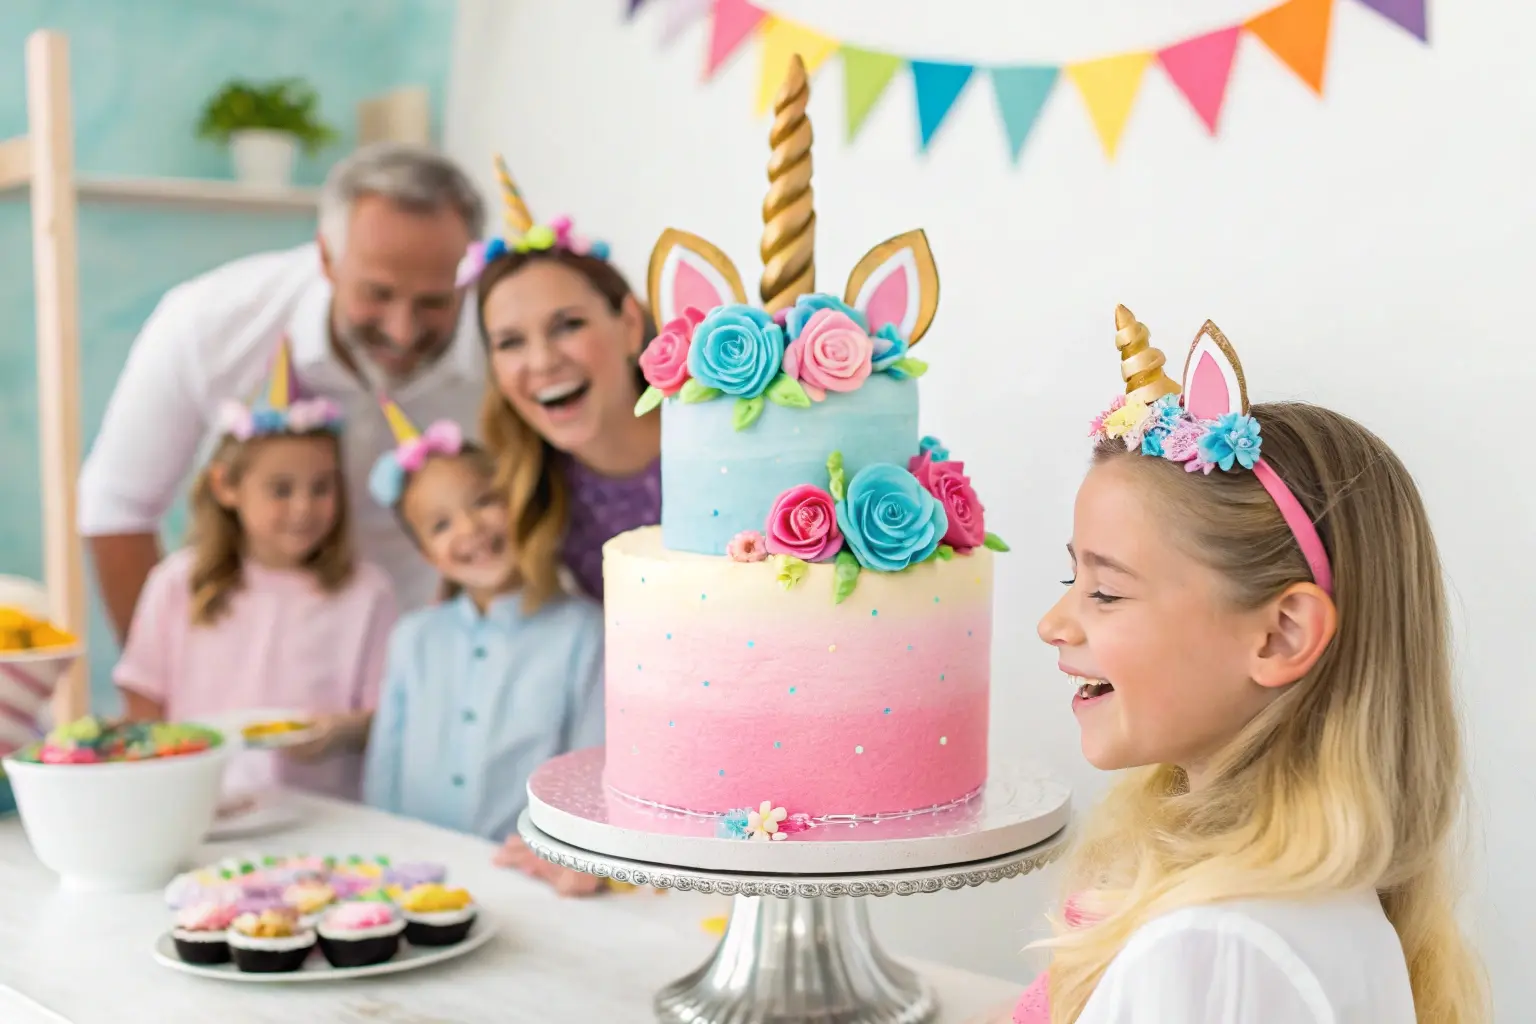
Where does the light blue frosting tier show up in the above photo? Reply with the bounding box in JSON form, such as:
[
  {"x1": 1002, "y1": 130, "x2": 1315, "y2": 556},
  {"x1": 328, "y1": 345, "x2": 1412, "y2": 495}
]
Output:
[{"x1": 661, "y1": 376, "x2": 920, "y2": 555}]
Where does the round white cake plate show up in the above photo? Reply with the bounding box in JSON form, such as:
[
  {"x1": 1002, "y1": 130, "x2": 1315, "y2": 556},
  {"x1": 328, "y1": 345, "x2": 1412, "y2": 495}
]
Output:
[
  {"x1": 151, "y1": 917, "x2": 497, "y2": 982},
  {"x1": 520, "y1": 747, "x2": 1072, "y2": 1024}
]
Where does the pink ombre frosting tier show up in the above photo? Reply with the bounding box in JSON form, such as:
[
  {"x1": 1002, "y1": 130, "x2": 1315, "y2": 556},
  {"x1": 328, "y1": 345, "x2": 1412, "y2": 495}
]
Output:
[{"x1": 603, "y1": 526, "x2": 992, "y2": 818}]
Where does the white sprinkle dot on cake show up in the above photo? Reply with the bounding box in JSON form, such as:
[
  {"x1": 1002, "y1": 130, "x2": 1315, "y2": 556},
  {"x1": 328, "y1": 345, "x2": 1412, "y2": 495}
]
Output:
[
  {"x1": 828, "y1": 644, "x2": 837, "y2": 653},
  {"x1": 940, "y1": 736, "x2": 948, "y2": 745},
  {"x1": 855, "y1": 745, "x2": 864, "y2": 754}
]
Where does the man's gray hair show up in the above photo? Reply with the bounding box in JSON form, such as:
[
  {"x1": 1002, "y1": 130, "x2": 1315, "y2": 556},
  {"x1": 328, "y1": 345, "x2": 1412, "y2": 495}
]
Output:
[{"x1": 318, "y1": 142, "x2": 486, "y2": 256}]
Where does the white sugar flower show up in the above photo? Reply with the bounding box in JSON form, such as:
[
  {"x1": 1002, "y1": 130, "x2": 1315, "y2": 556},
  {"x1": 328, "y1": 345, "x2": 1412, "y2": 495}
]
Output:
[{"x1": 745, "y1": 800, "x2": 788, "y2": 841}]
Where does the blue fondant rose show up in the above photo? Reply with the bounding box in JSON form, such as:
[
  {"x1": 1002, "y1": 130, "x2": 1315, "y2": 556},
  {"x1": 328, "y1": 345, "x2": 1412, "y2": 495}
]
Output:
[
  {"x1": 835, "y1": 463, "x2": 948, "y2": 572},
  {"x1": 785, "y1": 293, "x2": 867, "y2": 340},
  {"x1": 688, "y1": 304, "x2": 785, "y2": 399}
]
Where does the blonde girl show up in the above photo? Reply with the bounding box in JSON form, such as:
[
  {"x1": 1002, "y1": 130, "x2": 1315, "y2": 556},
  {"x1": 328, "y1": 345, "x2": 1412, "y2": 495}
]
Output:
[
  {"x1": 115, "y1": 340, "x2": 396, "y2": 800},
  {"x1": 1016, "y1": 307, "x2": 1485, "y2": 1023}
]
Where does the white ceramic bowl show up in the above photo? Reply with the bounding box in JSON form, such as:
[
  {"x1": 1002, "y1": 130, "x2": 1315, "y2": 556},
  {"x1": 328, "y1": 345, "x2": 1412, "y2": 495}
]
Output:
[{"x1": 3, "y1": 736, "x2": 234, "y2": 892}]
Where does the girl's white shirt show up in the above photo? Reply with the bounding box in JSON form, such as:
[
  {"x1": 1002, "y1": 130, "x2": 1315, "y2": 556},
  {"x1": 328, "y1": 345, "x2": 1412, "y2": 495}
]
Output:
[{"x1": 1079, "y1": 889, "x2": 1415, "y2": 1023}]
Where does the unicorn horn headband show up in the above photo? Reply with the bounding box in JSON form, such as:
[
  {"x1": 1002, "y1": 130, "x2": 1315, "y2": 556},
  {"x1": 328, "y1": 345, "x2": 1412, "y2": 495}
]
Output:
[
  {"x1": 456, "y1": 156, "x2": 612, "y2": 288},
  {"x1": 215, "y1": 337, "x2": 342, "y2": 441},
  {"x1": 1090, "y1": 306, "x2": 1334, "y2": 595},
  {"x1": 367, "y1": 393, "x2": 466, "y2": 508}
]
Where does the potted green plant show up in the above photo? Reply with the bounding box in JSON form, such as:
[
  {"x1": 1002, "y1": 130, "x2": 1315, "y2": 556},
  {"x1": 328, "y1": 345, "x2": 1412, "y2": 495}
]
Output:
[{"x1": 196, "y1": 78, "x2": 338, "y2": 188}]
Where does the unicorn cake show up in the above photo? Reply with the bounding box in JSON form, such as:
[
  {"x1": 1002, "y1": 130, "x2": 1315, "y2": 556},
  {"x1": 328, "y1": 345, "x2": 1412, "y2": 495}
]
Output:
[{"x1": 600, "y1": 58, "x2": 1008, "y2": 827}]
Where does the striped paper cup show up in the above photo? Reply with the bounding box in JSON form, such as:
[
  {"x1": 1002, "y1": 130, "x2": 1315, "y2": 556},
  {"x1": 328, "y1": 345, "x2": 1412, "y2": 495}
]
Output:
[{"x1": 0, "y1": 646, "x2": 80, "y2": 759}]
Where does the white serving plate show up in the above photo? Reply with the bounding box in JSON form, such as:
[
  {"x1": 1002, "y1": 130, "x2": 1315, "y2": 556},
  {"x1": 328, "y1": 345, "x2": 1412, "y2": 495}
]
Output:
[{"x1": 151, "y1": 916, "x2": 496, "y2": 982}]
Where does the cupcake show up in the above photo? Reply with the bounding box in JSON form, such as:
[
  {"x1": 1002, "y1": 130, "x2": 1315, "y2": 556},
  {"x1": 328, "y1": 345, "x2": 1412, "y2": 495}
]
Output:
[
  {"x1": 227, "y1": 908, "x2": 316, "y2": 973},
  {"x1": 385, "y1": 862, "x2": 447, "y2": 890},
  {"x1": 171, "y1": 902, "x2": 240, "y2": 964},
  {"x1": 398, "y1": 884, "x2": 477, "y2": 947},
  {"x1": 283, "y1": 881, "x2": 336, "y2": 928},
  {"x1": 232, "y1": 883, "x2": 288, "y2": 916},
  {"x1": 317, "y1": 902, "x2": 406, "y2": 968}
]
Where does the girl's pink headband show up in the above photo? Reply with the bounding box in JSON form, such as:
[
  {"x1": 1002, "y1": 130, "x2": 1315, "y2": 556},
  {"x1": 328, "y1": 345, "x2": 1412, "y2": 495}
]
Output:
[{"x1": 1092, "y1": 307, "x2": 1333, "y2": 595}]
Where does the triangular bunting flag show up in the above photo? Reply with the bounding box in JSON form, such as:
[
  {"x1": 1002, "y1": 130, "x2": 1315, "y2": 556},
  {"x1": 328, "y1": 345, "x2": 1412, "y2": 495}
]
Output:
[
  {"x1": 755, "y1": 17, "x2": 841, "y2": 115},
  {"x1": 990, "y1": 66, "x2": 1059, "y2": 162},
  {"x1": 661, "y1": 0, "x2": 713, "y2": 45},
  {"x1": 1354, "y1": 0, "x2": 1427, "y2": 42},
  {"x1": 706, "y1": 0, "x2": 768, "y2": 78},
  {"x1": 1157, "y1": 26, "x2": 1241, "y2": 134},
  {"x1": 911, "y1": 61, "x2": 975, "y2": 151},
  {"x1": 1245, "y1": 0, "x2": 1334, "y2": 95},
  {"x1": 843, "y1": 47, "x2": 905, "y2": 141},
  {"x1": 1065, "y1": 51, "x2": 1152, "y2": 159}
]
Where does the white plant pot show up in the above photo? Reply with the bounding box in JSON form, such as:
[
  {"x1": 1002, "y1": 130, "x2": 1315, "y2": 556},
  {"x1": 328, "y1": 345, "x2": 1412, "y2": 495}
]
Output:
[{"x1": 229, "y1": 128, "x2": 299, "y2": 189}]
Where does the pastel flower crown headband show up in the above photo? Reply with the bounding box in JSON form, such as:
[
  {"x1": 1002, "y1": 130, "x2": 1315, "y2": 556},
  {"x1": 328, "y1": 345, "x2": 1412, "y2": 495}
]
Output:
[
  {"x1": 367, "y1": 395, "x2": 466, "y2": 508},
  {"x1": 216, "y1": 337, "x2": 343, "y2": 441},
  {"x1": 456, "y1": 155, "x2": 611, "y2": 288},
  {"x1": 1092, "y1": 305, "x2": 1333, "y2": 595}
]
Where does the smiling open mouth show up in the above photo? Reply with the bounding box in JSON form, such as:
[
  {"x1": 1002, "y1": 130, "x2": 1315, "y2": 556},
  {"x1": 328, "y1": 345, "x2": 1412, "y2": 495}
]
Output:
[
  {"x1": 535, "y1": 381, "x2": 590, "y2": 409},
  {"x1": 1070, "y1": 676, "x2": 1114, "y2": 699}
]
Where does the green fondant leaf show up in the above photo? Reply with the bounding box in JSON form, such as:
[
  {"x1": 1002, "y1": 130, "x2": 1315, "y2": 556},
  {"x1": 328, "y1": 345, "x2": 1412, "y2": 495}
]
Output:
[
  {"x1": 765, "y1": 372, "x2": 812, "y2": 409},
  {"x1": 833, "y1": 549, "x2": 861, "y2": 604},
  {"x1": 827, "y1": 450, "x2": 847, "y2": 502},
  {"x1": 983, "y1": 532, "x2": 1011, "y2": 553},
  {"x1": 774, "y1": 554, "x2": 808, "y2": 591},
  {"x1": 891, "y1": 357, "x2": 929, "y2": 378},
  {"x1": 633, "y1": 385, "x2": 664, "y2": 418},
  {"x1": 679, "y1": 378, "x2": 722, "y2": 404},
  {"x1": 937, "y1": 544, "x2": 955, "y2": 561},
  {"x1": 732, "y1": 395, "x2": 766, "y2": 431}
]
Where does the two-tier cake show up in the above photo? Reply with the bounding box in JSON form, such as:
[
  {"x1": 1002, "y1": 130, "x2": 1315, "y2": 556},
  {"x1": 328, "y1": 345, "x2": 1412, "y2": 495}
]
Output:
[{"x1": 601, "y1": 57, "x2": 1007, "y2": 831}]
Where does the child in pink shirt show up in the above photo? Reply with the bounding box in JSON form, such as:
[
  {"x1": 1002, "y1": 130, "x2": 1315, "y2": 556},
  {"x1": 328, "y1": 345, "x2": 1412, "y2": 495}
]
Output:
[{"x1": 114, "y1": 340, "x2": 396, "y2": 801}]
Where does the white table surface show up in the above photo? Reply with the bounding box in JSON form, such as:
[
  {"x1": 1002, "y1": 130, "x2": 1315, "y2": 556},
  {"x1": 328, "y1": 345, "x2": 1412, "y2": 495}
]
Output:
[{"x1": 0, "y1": 793, "x2": 1022, "y2": 1024}]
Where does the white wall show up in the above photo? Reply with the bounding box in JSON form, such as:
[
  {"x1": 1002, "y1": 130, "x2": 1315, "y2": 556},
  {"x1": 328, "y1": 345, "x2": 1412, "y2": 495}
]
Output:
[{"x1": 447, "y1": 1, "x2": 1533, "y2": 1015}]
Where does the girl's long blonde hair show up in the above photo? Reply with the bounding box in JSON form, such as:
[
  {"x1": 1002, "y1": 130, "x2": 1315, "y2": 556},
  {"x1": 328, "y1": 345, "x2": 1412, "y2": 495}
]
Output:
[
  {"x1": 475, "y1": 249, "x2": 654, "y2": 613},
  {"x1": 1046, "y1": 402, "x2": 1486, "y2": 1023},
  {"x1": 187, "y1": 433, "x2": 355, "y2": 625}
]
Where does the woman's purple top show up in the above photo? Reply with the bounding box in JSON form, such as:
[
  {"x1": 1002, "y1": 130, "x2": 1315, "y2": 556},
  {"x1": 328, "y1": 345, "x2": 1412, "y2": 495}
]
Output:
[{"x1": 560, "y1": 455, "x2": 661, "y2": 602}]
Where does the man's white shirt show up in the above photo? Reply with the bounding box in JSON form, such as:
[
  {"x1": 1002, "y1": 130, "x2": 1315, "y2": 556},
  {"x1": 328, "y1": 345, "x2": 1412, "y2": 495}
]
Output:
[{"x1": 77, "y1": 242, "x2": 486, "y2": 613}]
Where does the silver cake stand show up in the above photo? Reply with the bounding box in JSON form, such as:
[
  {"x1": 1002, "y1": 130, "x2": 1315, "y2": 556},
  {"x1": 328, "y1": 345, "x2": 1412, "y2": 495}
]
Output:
[{"x1": 519, "y1": 748, "x2": 1072, "y2": 1024}]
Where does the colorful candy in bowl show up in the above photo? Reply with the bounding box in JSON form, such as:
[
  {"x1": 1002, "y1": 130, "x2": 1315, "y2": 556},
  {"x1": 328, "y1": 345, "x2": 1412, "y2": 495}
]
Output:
[{"x1": 2, "y1": 716, "x2": 232, "y2": 892}]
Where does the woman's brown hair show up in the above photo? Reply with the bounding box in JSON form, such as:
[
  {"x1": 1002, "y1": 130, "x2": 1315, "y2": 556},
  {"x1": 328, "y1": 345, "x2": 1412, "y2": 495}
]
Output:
[
  {"x1": 475, "y1": 249, "x2": 655, "y2": 613},
  {"x1": 187, "y1": 432, "x2": 355, "y2": 625}
]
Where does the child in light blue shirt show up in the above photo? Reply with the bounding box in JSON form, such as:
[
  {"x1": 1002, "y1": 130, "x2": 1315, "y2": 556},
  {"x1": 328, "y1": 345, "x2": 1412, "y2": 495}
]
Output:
[{"x1": 360, "y1": 403, "x2": 603, "y2": 845}]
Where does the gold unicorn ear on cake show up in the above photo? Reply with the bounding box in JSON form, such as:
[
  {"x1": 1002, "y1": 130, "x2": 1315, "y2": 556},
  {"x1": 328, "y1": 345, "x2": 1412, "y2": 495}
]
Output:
[{"x1": 844, "y1": 231, "x2": 940, "y2": 347}]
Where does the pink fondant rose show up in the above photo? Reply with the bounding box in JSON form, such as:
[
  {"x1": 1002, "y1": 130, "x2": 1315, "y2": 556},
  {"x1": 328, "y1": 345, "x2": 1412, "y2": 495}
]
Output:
[
  {"x1": 907, "y1": 454, "x2": 987, "y2": 552},
  {"x1": 780, "y1": 310, "x2": 873, "y2": 402},
  {"x1": 764, "y1": 484, "x2": 844, "y2": 562},
  {"x1": 638, "y1": 306, "x2": 705, "y2": 395}
]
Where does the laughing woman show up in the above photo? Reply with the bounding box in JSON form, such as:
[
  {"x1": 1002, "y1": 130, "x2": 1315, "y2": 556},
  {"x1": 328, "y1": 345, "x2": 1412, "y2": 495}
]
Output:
[{"x1": 468, "y1": 202, "x2": 659, "y2": 894}]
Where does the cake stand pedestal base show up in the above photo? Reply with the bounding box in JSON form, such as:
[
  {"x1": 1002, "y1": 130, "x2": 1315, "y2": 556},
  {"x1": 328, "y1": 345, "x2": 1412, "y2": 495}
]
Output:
[
  {"x1": 655, "y1": 892, "x2": 934, "y2": 1024},
  {"x1": 520, "y1": 748, "x2": 1073, "y2": 1024}
]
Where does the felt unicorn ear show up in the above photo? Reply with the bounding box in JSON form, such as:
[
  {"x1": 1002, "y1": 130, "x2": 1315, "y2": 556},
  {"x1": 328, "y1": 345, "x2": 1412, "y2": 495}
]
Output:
[
  {"x1": 647, "y1": 228, "x2": 748, "y2": 326},
  {"x1": 843, "y1": 229, "x2": 940, "y2": 346},
  {"x1": 1180, "y1": 320, "x2": 1250, "y2": 419}
]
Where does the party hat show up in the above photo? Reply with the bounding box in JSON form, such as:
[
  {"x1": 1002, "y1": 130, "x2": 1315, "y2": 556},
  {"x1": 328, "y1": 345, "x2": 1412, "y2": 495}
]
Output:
[
  {"x1": 494, "y1": 154, "x2": 535, "y2": 237},
  {"x1": 1114, "y1": 304, "x2": 1181, "y2": 404},
  {"x1": 378, "y1": 393, "x2": 422, "y2": 445}
]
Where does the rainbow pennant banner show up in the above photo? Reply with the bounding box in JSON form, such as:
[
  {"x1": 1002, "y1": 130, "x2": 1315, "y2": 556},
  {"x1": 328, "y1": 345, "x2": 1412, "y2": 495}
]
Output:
[{"x1": 625, "y1": 0, "x2": 1428, "y2": 162}]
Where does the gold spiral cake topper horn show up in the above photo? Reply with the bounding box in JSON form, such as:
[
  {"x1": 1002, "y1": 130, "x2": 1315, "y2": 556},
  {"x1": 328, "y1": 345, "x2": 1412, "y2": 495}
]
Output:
[
  {"x1": 1115, "y1": 304, "x2": 1181, "y2": 404},
  {"x1": 493, "y1": 154, "x2": 534, "y2": 237},
  {"x1": 760, "y1": 54, "x2": 815, "y2": 314}
]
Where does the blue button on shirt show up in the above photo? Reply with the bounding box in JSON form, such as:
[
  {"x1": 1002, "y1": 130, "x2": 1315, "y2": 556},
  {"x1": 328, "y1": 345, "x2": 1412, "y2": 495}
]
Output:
[{"x1": 362, "y1": 591, "x2": 605, "y2": 842}]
